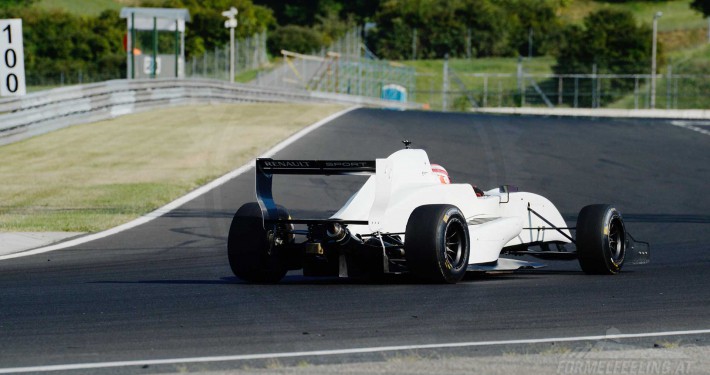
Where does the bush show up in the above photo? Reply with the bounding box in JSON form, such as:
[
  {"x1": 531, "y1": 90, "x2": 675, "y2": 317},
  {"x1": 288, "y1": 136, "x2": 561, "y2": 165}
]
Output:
[
  {"x1": 691, "y1": 0, "x2": 710, "y2": 17},
  {"x1": 367, "y1": 0, "x2": 564, "y2": 60},
  {"x1": 139, "y1": 0, "x2": 276, "y2": 57},
  {"x1": 0, "y1": 7, "x2": 127, "y2": 84},
  {"x1": 267, "y1": 25, "x2": 323, "y2": 56},
  {"x1": 553, "y1": 8, "x2": 661, "y2": 106},
  {"x1": 501, "y1": 0, "x2": 563, "y2": 57}
]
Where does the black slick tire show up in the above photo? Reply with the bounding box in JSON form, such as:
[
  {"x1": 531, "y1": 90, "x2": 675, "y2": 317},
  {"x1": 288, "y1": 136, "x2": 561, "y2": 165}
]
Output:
[
  {"x1": 227, "y1": 202, "x2": 291, "y2": 283},
  {"x1": 404, "y1": 204, "x2": 470, "y2": 283},
  {"x1": 576, "y1": 204, "x2": 626, "y2": 275}
]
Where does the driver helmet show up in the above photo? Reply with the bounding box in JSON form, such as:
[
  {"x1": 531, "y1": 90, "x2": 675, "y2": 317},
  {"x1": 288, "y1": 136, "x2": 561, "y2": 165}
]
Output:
[{"x1": 431, "y1": 163, "x2": 451, "y2": 184}]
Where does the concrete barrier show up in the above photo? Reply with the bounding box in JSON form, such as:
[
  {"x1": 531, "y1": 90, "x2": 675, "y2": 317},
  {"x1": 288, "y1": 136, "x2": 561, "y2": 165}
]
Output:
[
  {"x1": 473, "y1": 107, "x2": 710, "y2": 120},
  {"x1": 0, "y1": 78, "x2": 422, "y2": 146}
]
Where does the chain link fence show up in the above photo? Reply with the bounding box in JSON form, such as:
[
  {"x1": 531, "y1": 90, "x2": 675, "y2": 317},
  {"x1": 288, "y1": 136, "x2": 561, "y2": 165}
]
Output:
[
  {"x1": 26, "y1": 70, "x2": 124, "y2": 91},
  {"x1": 186, "y1": 32, "x2": 268, "y2": 80},
  {"x1": 254, "y1": 27, "x2": 417, "y2": 102},
  {"x1": 24, "y1": 32, "x2": 268, "y2": 89},
  {"x1": 417, "y1": 63, "x2": 710, "y2": 111}
]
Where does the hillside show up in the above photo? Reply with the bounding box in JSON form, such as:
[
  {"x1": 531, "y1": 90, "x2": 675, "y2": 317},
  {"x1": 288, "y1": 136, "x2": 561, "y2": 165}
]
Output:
[{"x1": 560, "y1": 0, "x2": 708, "y2": 51}]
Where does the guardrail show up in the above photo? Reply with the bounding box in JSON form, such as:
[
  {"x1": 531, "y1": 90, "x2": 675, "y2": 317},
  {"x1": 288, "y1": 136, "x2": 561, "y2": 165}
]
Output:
[{"x1": 0, "y1": 78, "x2": 420, "y2": 146}]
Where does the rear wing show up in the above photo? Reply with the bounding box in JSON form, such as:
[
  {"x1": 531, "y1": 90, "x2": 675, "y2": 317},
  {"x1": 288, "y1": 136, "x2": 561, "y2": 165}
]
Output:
[
  {"x1": 255, "y1": 158, "x2": 376, "y2": 225},
  {"x1": 257, "y1": 159, "x2": 376, "y2": 175}
]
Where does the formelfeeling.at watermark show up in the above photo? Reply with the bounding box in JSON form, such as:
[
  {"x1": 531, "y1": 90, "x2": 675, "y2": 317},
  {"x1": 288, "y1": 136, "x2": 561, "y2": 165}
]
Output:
[
  {"x1": 557, "y1": 358, "x2": 693, "y2": 375},
  {"x1": 556, "y1": 328, "x2": 696, "y2": 375}
]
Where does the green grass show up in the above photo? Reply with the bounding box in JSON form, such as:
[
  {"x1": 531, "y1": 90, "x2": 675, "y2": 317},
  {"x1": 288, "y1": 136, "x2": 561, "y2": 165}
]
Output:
[
  {"x1": 559, "y1": 0, "x2": 708, "y2": 51},
  {"x1": 0, "y1": 103, "x2": 346, "y2": 232},
  {"x1": 234, "y1": 68, "x2": 260, "y2": 83},
  {"x1": 34, "y1": 0, "x2": 138, "y2": 16},
  {"x1": 561, "y1": 0, "x2": 707, "y2": 32},
  {"x1": 403, "y1": 57, "x2": 556, "y2": 110}
]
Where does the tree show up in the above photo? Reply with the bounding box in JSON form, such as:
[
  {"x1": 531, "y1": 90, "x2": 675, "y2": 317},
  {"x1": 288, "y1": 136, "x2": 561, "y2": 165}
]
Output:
[
  {"x1": 555, "y1": 9, "x2": 657, "y2": 74},
  {"x1": 0, "y1": 6, "x2": 127, "y2": 83},
  {"x1": 456, "y1": 0, "x2": 515, "y2": 57},
  {"x1": 367, "y1": 0, "x2": 565, "y2": 60},
  {"x1": 0, "y1": 0, "x2": 37, "y2": 8},
  {"x1": 140, "y1": 0, "x2": 276, "y2": 57},
  {"x1": 266, "y1": 25, "x2": 322, "y2": 55},
  {"x1": 500, "y1": 0, "x2": 563, "y2": 57},
  {"x1": 690, "y1": 0, "x2": 710, "y2": 17},
  {"x1": 253, "y1": 0, "x2": 379, "y2": 26},
  {"x1": 553, "y1": 9, "x2": 660, "y2": 106},
  {"x1": 340, "y1": 0, "x2": 381, "y2": 23},
  {"x1": 369, "y1": 0, "x2": 515, "y2": 60}
]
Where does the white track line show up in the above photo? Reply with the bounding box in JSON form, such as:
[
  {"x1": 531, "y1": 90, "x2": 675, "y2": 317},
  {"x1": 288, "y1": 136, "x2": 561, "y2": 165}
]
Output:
[
  {"x1": 670, "y1": 120, "x2": 710, "y2": 136},
  {"x1": 0, "y1": 329, "x2": 708, "y2": 373},
  {"x1": 0, "y1": 106, "x2": 360, "y2": 261}
]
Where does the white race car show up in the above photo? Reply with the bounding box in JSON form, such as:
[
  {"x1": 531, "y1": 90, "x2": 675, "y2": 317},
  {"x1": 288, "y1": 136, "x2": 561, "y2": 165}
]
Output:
[{"x1": 228, "y1": 144, "x2": 649, "y2": 283}]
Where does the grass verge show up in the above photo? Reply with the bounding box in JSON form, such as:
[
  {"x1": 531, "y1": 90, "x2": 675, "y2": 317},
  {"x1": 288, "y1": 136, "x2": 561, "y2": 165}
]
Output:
[
  {"x1": 34, "y1": 0, "x2": 139, "y2": 16},
  {"x1": 0, "y1": 103, "x2": 346, "y2": 232}
]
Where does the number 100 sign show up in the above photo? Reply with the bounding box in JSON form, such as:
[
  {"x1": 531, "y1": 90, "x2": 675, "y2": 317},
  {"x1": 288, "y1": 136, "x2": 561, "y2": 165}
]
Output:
[{"x1": 0, "y1": 19, "x2": 26, "y2": 96}]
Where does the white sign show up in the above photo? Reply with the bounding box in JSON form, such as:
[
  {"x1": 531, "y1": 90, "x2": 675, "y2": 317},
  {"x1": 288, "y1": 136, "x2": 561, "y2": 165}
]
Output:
[
  {"x1": 0, "y1": 19, "x2": 26, "y2": 96},
  {"x1": 143, "y1": 56, "x2": 161, "y2": 75}
]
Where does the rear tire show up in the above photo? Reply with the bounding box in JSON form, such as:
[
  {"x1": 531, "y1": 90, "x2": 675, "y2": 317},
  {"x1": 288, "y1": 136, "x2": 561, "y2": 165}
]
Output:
[
  {"x1": 576, "y1": 204, "x2": 626, "y2": 275},
  {"x1": 227, "y1": 202, "x2": 291, "y2": 283},
  {"x1": 405, "y1": 205, "x2": 470, "y2": 283}
]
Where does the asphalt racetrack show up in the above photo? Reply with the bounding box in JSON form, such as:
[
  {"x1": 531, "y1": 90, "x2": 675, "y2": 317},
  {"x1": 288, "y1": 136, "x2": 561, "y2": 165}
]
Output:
[{"x1": 1, "y1": 109, "x2": 708, "y2": 373}]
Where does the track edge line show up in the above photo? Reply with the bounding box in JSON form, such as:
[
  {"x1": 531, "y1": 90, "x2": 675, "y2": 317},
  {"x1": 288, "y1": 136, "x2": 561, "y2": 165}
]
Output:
[
  {"x1": 0, "y1": 328, "x2": 708, "y2": 373},
  {"x1": 0, "y1": 105, "x2": 361, "y2": 261}
]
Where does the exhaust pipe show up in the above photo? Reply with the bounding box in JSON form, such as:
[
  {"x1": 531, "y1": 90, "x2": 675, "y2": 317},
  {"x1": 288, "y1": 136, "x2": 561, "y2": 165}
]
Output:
[{"x1": 326, "y1": 222, "x2": 349, "y2": 243}]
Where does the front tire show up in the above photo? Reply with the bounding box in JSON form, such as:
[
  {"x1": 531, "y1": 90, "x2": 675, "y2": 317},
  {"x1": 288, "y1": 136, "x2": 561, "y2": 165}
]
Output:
[
  {"x1": 227, "y1": 202, "x2": 291, "y2": 283},
  {"x1": 576, "y1": 204, "x2": 626, "y2": 275},
  {"x1": 405, "y1": 204, "x2": 470, "y2": 283}
]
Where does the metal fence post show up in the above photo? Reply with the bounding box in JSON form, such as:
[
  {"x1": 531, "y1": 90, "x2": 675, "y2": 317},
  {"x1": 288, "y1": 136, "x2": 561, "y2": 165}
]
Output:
[
  {"x1": 592, "y1": 64, "x2": 597, "y2": 108},
  {"x1": 483, "y1": 75, "x2": 488, "y2": 107},
  {"x1": 597, "y1": 75, "x2": 602, "y2": 108},
  {"x1": 645, "y1": 76, "x2": 650, "y2": 109},
  {"x1": 634, "y1": 76, "x2": 639, "y2": 110},
  {"x1": 442, "y1": 54, "x2": 449, "y2": 111},
  {"x1": 558, "y1": 77, "x2": 563, "y2": 106},
  {"x1": 214, "y1": 46, "x2": 218, "y2": 79},
  {"x1": 574, "y1": 76, "x2": 578, "y2": 108},
  {"x1": 673, "y1": 75, "x2": 679, "y2": 109},
  {"x1": 411, "y1": 28, "x2": 417, "y2": 60},
  {"x1": 358, "y1": 58, "x2": 363, "y2": 96},
  {"x1": 517, "y1": 57, "x2": 523, "y2": 106},
  {"x1": 225, "y1": 43, "x2": 229, "y2": 80},
  {"x1": 498, "y1": 80, "x2": 502, "y2": 107},
  {"x1": 666, "y1": 64, "x2": 672, "y2": 109}
]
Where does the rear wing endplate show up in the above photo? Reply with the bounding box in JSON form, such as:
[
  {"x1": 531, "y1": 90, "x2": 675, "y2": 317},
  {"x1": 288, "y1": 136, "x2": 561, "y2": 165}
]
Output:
[{"x1": 255, "y1": 158, "x2": 376, "y2": 225}]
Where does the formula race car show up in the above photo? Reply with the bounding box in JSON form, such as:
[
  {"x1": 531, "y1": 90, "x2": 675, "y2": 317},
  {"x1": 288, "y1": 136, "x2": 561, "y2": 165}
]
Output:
[{"x1": 227, "y1": 144, "x2": 649, "y2": 283}]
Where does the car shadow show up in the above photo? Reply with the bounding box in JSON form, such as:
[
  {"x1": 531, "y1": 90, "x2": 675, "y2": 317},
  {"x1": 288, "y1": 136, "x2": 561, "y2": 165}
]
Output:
[{"x1": 89, "y1": 268, "x2": 597, "y2": 286}]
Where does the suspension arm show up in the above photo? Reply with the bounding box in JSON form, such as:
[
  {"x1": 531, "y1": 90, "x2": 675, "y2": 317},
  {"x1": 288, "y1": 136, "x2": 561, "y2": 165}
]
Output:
[{"x1": 527, "y1": 203, "x2": 576, "y2": 244}]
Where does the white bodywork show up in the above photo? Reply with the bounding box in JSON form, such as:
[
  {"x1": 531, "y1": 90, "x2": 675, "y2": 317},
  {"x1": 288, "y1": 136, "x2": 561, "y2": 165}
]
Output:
[{"x1": 330, "y1": 149, "x2": 571, "y2": 265}]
